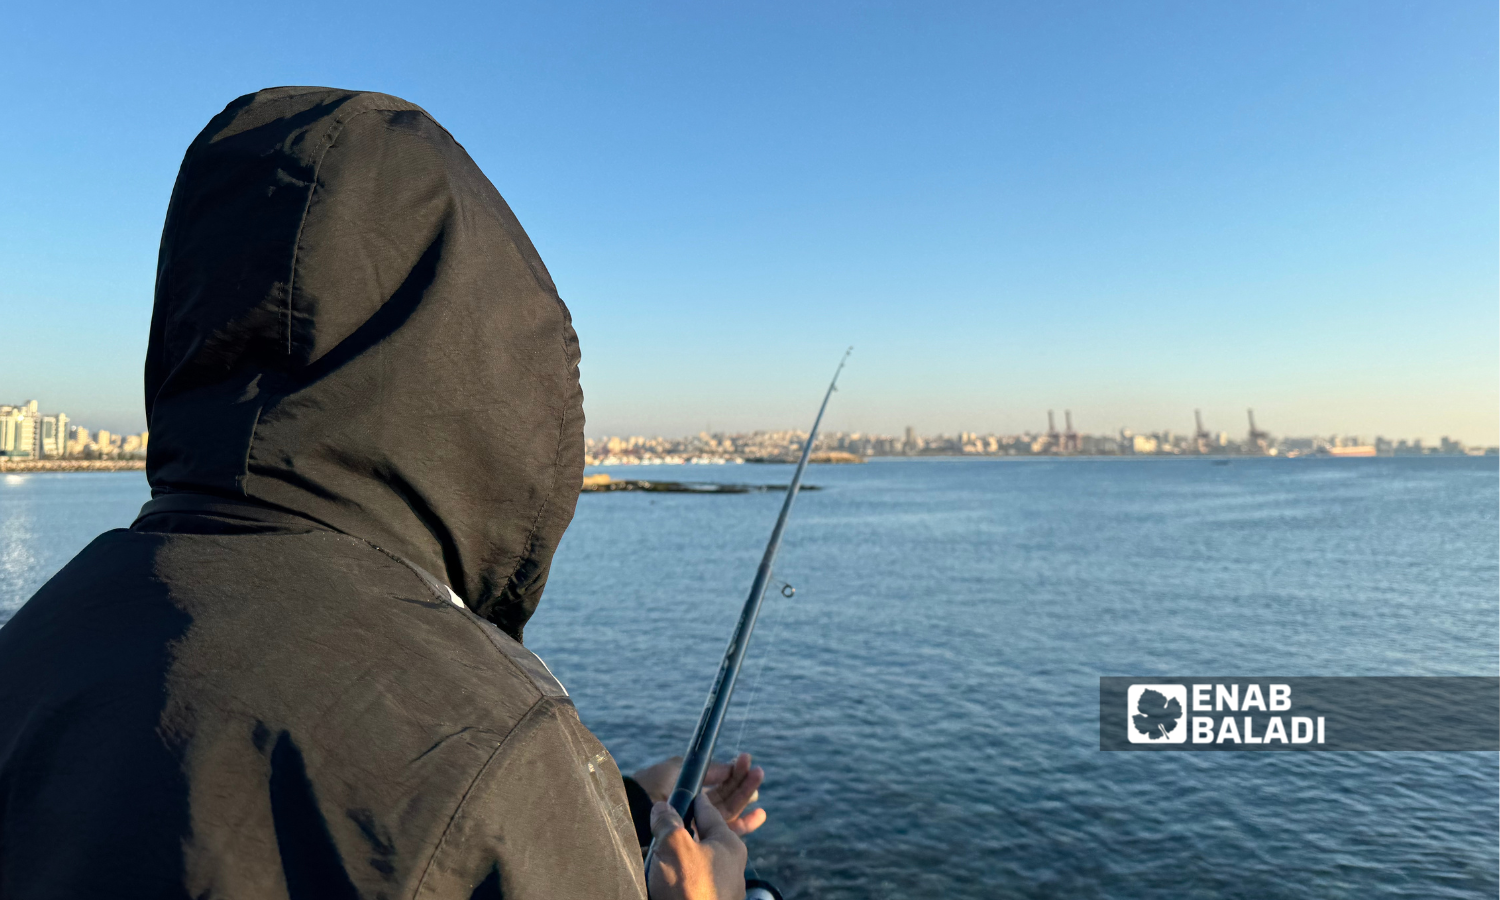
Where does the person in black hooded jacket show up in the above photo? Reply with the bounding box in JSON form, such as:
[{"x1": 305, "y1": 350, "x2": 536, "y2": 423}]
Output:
[{"x1": 0, "y1": 87, "x2": 762, "y2": 900}]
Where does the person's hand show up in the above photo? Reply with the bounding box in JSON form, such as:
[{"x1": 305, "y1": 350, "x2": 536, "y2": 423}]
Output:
[
  {"x1": 632, "y1": 753, "x2": 767, "y2": 835},
  {"x1": 648, "y1": 793, "x2": 747, "y2": 900}
]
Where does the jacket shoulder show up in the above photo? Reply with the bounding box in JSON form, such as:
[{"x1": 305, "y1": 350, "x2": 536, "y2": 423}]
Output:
[
  {"x1": 360, "y1": 539, "x2": 569, "y2": 701},
  {"x1": 415, "y1": 695, "x2": 645, "y2": 900}
]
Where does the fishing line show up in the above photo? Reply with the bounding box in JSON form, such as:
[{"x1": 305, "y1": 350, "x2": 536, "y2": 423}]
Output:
[{"x1": 729, "y1": 580, "x2": 795, "y2": 760}]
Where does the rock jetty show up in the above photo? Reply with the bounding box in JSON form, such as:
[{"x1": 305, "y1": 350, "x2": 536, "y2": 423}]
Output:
[
  {"x1": 744, "y1": 451, "x2": 864, "y2": 464},
  {"x1": 580, "y1": 474, "x2": 818, "y2": 494},
  {"x1": 0, "y1": 459, "x2": 145, "y2": 473}
]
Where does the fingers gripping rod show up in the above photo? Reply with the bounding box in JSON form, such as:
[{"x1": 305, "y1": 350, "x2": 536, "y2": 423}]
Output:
[{"x1": 643, "y1": 348, "x2": 851, "y2": 877}]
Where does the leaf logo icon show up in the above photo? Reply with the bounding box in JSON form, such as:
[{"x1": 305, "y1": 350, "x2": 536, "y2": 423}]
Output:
[{"x1": 1132, "y1": 688, "x2": 1183, "y2": 740}]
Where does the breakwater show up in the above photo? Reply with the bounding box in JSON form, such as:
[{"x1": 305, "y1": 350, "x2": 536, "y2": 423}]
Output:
[
  {"x1": 581, "y1": 474, "x2": 817, "y2": 494},
  {"x1": 0, "y1": 460, "x2": 145, "y2": 473}
]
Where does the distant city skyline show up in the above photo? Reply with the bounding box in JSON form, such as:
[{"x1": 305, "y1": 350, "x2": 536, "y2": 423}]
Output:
[
  {"x1": 2, "y1": 3, "x2": 1494, "y2": 444},
  {"x1": 580, "y1": 425, "x2": 1492, "y2": 466},
  {"x1": 2, "y1": 385, "x2": 1495, "y2": 449},
  {"x1": 0, "y1": 399, "x2": 147, "y2": 460},
  {"x1": 2, "y1": 389, "x2": 1490, "y2": 462},
  {"x1": 572, "y1": 396, "x2": 1498, "y2": 449}
]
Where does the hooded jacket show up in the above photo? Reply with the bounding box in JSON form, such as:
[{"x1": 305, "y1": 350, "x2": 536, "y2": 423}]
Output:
[{"x1": 0, "y1": 87, "x2": 645, "y2": 900}]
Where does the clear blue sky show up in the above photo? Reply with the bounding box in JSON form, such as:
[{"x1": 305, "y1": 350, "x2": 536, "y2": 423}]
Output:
[{"x1": 2, "y1": 1, "x2": 1495, "y2": 443}]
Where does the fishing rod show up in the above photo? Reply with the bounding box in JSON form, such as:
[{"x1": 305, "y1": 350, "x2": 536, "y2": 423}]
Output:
[{"x1": 644, "y1": 348, "x2": 851, "y2": 900}]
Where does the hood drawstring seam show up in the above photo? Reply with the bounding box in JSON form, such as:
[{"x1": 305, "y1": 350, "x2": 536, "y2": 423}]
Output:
[{"x1": 282, "y1": 107, "x2": 385, "y2": 355}]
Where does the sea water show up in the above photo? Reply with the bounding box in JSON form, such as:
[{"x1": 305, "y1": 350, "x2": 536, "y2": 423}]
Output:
[{"x1": 1, "y1": 457, "x2": 1496, "y2": 898}]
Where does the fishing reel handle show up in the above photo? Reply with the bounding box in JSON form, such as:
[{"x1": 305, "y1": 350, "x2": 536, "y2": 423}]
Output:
[{"x1": 744, "y1": 879, "x2": 784, "y2": 900}]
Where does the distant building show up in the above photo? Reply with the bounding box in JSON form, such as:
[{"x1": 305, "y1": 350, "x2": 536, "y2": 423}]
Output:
[
  {"x1": 0, "y1": 402, "x2": 39, "y2": 458},
  {"x1": 40, "y1": 413, "x2": 68, "y2": 458},
  {"x1": 120, "y1": 431, "x2": 150, "y2": 457},
  {"x1": 0, "y1": 408, "x2": 23, "y2": 457},
  {"x1": 67, "y1": 426, "x2": 91, "y2": 457},
  {"x1": 1080, "y1": 434, "x2": 1119, "y2": 454},
  {"x1": 22, "y1": 401, "x2": 40, "y2": 456}
]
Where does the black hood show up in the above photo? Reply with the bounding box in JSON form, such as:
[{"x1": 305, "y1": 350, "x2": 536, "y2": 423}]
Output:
[{"x1": 144, "y1": 86, "x2": 584, "y2": 640}]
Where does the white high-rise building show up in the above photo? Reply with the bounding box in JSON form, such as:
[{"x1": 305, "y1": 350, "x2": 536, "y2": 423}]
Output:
[
  {"x1": 0, "y1": 407, "x2": 17, "y2": 456},
  {"x1": 22, "y1": 401, "x2": 40, "y2": 457},
  {"x1": 0, "y1": 404, "x2": 39, "y2": 458},
  {"x1": 40, "y1": 413, "x2": 69, "y2": 458}
]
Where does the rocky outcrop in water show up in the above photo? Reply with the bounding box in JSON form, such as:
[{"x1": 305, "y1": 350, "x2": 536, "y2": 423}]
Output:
[{"x1": 580, "y1": 474, "x2": 818, "y2": 494}]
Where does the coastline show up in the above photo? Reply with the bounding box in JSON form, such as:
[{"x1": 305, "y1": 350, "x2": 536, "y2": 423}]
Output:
[
  {"x1": 0, "y1": 460, "x2": 145, "y2": 473},
  {"x1": 6, "y1": 454, "x2": 1491, "y2": 476}
]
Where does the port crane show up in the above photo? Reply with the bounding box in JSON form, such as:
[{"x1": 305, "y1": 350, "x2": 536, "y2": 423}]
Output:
[
  {"x1": 1247, "y1": 409, "x2": 1270, "y2": 454},
  {"x1": 1194, "y1": 409, "x2": 1212, "y2": 455}
]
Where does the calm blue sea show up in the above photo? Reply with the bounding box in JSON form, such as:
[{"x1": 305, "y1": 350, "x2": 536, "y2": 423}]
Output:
[{"x1": 1, "y1": 458, "x2": 1496, "y2": 899}]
